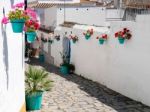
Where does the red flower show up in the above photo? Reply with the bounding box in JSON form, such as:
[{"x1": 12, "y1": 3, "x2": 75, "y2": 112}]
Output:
[
  {"x1": 126, "y1": 29, "x2": 130, "y2": 32},
  {"x1": 104, "y1": 34, "x2": 107, "y2": 39},
  {"x1": 115, "y1": 32, "x2": 118, "y2": 37},
  {"x1": 122, "y1": 31, "x2": 125, "y2": 35},
  {"x1": 102, "y1": 35, "x2": 105, "y2": 39},
  {"x1": 28, "y1": 20, "x2": 33, "y2": 25},
  {"x1": 90, "y1": 29, "x2": 93, "y2": 35},
  {"x1": 96, "y1": 36, "x2": 99, "y2": 39},
  {"x1": 123, "y1": 28, "x2": 127, "y2": 31},
  {"x1": 34, "y1": 23, "x2": 39, "y2": 29}
]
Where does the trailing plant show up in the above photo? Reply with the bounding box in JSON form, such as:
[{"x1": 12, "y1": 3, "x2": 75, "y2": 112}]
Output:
[{"x1": 25, "y1": 66, "x2": 52, "y2": 95}]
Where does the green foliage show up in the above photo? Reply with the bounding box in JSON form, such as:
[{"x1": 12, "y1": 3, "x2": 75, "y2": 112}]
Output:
[
  {"x1": 25, "y1": 66, "x2": 53, "y2": 95},
  {"x1": 8, "y1": 9, "x2": 29, "y2": 21}
]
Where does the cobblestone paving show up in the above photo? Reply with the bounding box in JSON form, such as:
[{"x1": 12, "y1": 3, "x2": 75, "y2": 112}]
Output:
[{"x1": 26, "y1": 59, "x2": 150, "y2": 112}]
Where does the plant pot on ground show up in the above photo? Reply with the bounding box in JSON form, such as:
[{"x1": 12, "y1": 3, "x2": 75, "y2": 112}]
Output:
[
  {"x1": 60, "y1": 52, "x2": 70, "y2": 75},
  {"x1": 25, "y1": 66, "x2": 52, "y2": 111}
]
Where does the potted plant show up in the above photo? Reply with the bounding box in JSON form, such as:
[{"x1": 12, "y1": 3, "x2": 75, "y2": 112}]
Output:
[
  {"x1": 69, "y1": 34, "x2": 78, "y2": 44},
  {"x1": 60, "y1": 52, "x2": 70, "y2": 75},
  {"x1": 83, "y1": 29, "x2": 93, "y2": 40},
  {"x1": 1, "y1": 2, "x2": 30, "y2": 33},
  {"x1": 115, "y1": 28, "x2": 132, "y2": 44},
  {"x1": 41, "y1": 37, "x2": 47, "y2": 43},
  {"x1": 96, "y1": 34, "x2": 108, "y2": 45},
  {"x1": 68, "y1": 64, "x2": 75, "y2": 74},
  {"x1": 25, "y1": 66, "x2": 52, "y2": 111},
  {"x1": 48, "y1": 38, "x2": 54, "y2": 44},
  {"x1": 54, "y1": 35, "x2": 60, "y2": 41},
  {"x1": 25, "y1": 19, "x2": 40, "y2": 43}
]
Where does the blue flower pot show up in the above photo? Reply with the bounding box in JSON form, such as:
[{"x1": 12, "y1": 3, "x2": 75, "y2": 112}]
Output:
[
  {"x1": 11, "y1": 19, "x2": 25, "y2": 33},
  {"x1": 60, "y1": 65, "x2": 69, "y2": 75},
  {"x1": 72, "y1": 40, "x2": 76, "y2": 44},
  {"x1": 39, "y1": 54, "x2": 45, "y2": 63},
  {"x1": 99, "y1": 39, "x2": 105, "y2": 45},
  {"x1": 26, "y1": 32, "x2": 36, "y2": 43},
  {"x1": 85, "y1": 34, "x2": 91, "y2": 40},
  {"x1": 26, "y1": 92, "x2": 43, "y2": 111},
  {"x1": 118, "y1": 38, "x2": 125, "y2": 44}
]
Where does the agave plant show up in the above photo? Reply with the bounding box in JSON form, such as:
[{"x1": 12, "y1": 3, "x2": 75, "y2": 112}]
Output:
[{"x1": 25, "y1": 66, "x2": 52, "y2": 95}]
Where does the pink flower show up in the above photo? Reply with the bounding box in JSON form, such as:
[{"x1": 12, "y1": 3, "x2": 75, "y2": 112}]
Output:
[
  {"x1": 14, "y1": 2, "x2": 24, "y2": 8},
  {"x1": 1, "y1": 17, "x2": 9, "y2": 24},
  {"x1": 23, "y1": 27, "x2": 27, "y2": 32},
  {"x1": 26, "y1": 8, "x2": 37, "y2": 20}
]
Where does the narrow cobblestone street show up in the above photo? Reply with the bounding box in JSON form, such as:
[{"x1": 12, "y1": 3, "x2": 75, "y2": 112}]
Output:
[{"x1": 26, "y1": 59, "x2": 150, "y2": 112}]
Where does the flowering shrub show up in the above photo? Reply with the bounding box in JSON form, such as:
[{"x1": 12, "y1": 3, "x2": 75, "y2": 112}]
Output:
[
  {"x1": 69, "y1": 34, "x2": 78, "y2": 43},
  {"x1": 96, "y1": 34, "x2": 108, "y2": 40},
  {"x1": 1, "y1": 2, "x2": 29, "y2": 24},
  {"x1": 115, "y1": 28, "x2": 132, "y2": 40},
  {"x1": 25, "y1": 20, "x2": 40, "y2": 32},
  {"x1": 83, "y1": 29, "x2": 94, "y2": 39}
]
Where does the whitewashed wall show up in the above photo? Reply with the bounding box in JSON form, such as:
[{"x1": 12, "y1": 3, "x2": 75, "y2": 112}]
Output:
[
  {"x1": 44, "y1": 7, "x2": 57, "y2": 27},
  {"x1": 51, "y1": 15, "x2": 150, "y2": 106},
  {"x1": 0, "y1": 0, "x2": 25, "y2": 112},
  {"x1": 56, "y1": 6, "x2": 106, "y2": 26}
]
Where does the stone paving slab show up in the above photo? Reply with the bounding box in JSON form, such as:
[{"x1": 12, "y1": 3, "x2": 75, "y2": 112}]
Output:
[{"x1": 26, "y1": 59, "x2": 150, "y2": 112}]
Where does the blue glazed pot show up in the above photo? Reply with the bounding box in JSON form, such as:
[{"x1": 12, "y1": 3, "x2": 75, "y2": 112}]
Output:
[
  {"x1": 60, "y1": 65, "x2": 69, "y2": 75},
  {"x1": 11, "y1": 19, "x2": 25, "y2": 33},
  {"x1": 99, "y1": 39, "x2": 105, "y2": 45},
  {"x1": 26, "y1": 92, "x2": 43, "y2": 111},
  {"x1": 85, "y1": 34, "x2": 91, "y2": 40},
  {"x1": 39, "y1": 54, "x2": 45, "y2": 63},
  {"x1": 118, "y1": 38, "x2": 125, "y2": 44},
  {"x1": 72, "y1": 40, "x2": 76, "y2": 44},
  {"x1": 26, "y1": 32, "x2": 36, "y2": 43}
]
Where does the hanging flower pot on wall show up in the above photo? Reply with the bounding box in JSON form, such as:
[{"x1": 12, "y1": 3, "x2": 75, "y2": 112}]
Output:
[
  {"x1": 83, "y1": 29, "x2": 93, "y2": 40},
  {"x1": 1, "y1": 2, "x2": 30, "y2": 33},
  {"x1": 69, "y1": 34, "x2": 78, "y2": 44},
  {"x1": 96, "y1": 34, "x2": 108, "y2": 45},
  {"x1": 54, "y1": 35, "x2": 60, "y2": 41},
  {"x1": 118, "y1": 37, "x2": 125, "y2": 44},
  {"x1": 25, "y1": 19, "x2": 39, "y2": 43},
  {"x1": 11, "y1": 19, "x2": 25, "y2": 33},
  {"x1": 41, "y1": 37, "x2": 47, "y2": 43},
  {"x1": 48, "y1": 38, "x2": 54, "y2": 44},
  {"x1": 115, "y1": 28, "x2": 132, "y2": 44},
  {"x1": 26, "y1": 32, "x2": 36, "y2": 43}
]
